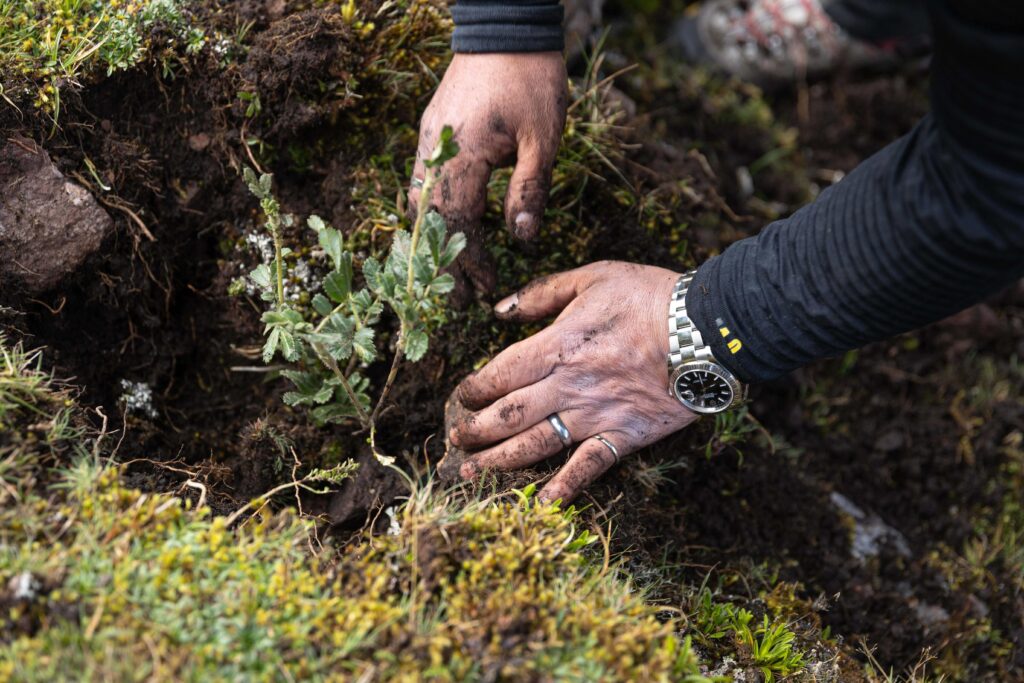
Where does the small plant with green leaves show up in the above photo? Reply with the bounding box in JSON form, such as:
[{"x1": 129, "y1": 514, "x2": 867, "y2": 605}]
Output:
[
  {"x1": 690, "y1": 587, "x2": 806, "y2": 681},
  {"x1": 738, "y1": 612, "x2": 806, "y2": 682},
  {"x1": 243, "y1": 125, "x2": 465, "y2": 464},
  {"x1": 704, "y1": 404, "x2": 775, "y2": 461}
]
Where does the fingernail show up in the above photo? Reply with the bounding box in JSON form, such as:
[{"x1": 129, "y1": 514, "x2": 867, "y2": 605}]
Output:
[
  {"x1": 448, "y1": 427, "x2": 462, "y2": 447},
  {"x1": 460, "y1": 461, "x2": 479, "y2": 480},
  {"x1": 456, "y1": 381, "x2": 478, "y2": 409},
  {"x1": 494, "y1": 293, "x2": 518, "y2": 316},
  {"x1": 514, "y1": 212, "x2": 538, "y2": 239}
]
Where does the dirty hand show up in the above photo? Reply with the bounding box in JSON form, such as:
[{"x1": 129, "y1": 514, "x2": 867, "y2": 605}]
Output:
[
  {"x1": 409, "y1": 53, "x2": 568, "y2": 291},
  {"x1": 449, "y1": 261, "x2": 701, "y2": 503}
]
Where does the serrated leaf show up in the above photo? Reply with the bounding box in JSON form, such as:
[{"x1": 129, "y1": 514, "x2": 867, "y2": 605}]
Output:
[
  {"x1": 412, "y1": 254, "x2": 433, "y2": 285},
  {"x1": 282, "y1": 391, "x2": 305, "y2": 407},
  {"x1": 278, "y1": 330, "x2": 299, "y2": 361},
  {"x1": 351, "y1": 288, "x2": 373, "y2": 311},
  {"x1": 262, "y1": 308, "x2": 304, "y2": 326},
  {"x1": 423, "y1": 212, "x2": 446, "y2": 265},
  {"x1": 404, "y1": 327, "x2": 429, "y2": 362},
  {"x1": 311, "y1": 403, "x2": 360, "y2": 425},
  {"x1": 378, "y1": 272, "x2": 398, "y2": 299},
  {"x1": 250, "y1": 263, "x2": 272, "y2": 290},
  {"x1": 318, "y1": 226, "x2": 344, "y2": 270},
  {"x1": 312, "y1": 293, "x2": 334, "y2": 317},
  {"x1": 259, "y1": 172, "x2": 273, "y2": 196},
  {"x1": 281, "y1": 369, "x2": 319, "y2": 393},
  {"x1": 440, "y1": 232, "x2": 466, "y2": 268},
  {"x1": 243, "y1": 167, "x2": 265, "y2": 198},
  {"x1": 323, "y1": 269, "x2": 352, "y2": 303},
  {"x1": 309, "y1": 313, "x2": 356, "y2": 361},
  {"x1": 363, "y1": 258, "x2": 382, "y2": 292},
  {"x1": 322, "y1": 312, "x2": 356, "y2": 338},
  {"x1": 364, "y1": 299, "x2": 383, "y2": 325},
  {"x1": 262, "y1": 327, "x2": 280, "y2": 363},
  {"x1": 388, "y1": 230, "x2": 412, "y2": 278},
  {"x1": 282, "y1": 370, "x2": 336, "y2": 406},
  {"x1": 307, "y1": 215, "x2": 326, "y2": 233},
  {"x1": 353, "y1": 327, "x2": 376, "y2": 363},
  {"x1": 429, "y1": 272, "x2": 455, "y2": 294}
]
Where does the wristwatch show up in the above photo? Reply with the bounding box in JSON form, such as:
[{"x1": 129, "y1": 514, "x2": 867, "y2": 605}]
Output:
[{"x1": 667, "y1": 271, "x2": 746, "y2": 414}]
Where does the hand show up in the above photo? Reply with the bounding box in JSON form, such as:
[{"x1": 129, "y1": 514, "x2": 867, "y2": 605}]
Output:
[
  {"x1": 409, "y1": 53, "x2": 568, "y2": 292},
  {"x1": 448, "y1": 261, "x2": 701, "y2": 503}
]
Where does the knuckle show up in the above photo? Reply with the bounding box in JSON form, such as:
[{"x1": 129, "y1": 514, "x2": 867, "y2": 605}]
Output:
[
  {"x1": 511, "y1": 174, "x2": 550, "y2": 197},
  {"x1": 498, "y1": 400, "x2": 526, "y2": 430},
  {"x1": 528, "y1": 427, "x2": 553, "y2": 454},
  {"x1": 492, "y1": 362, "x2": 515, "y2": 394}
]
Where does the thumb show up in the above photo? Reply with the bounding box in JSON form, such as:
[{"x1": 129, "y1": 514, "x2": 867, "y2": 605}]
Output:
[
  {"x1": 504, "y1": 142, "x2": 556, "y2": 241},
  {"x1": 494, "y1": 268, "x2": 589, "y2": 321}
]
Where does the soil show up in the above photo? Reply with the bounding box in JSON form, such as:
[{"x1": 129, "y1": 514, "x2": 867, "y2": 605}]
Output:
[{"x1": 1, "y1": 1, "x2": 1020, "y2": 679}]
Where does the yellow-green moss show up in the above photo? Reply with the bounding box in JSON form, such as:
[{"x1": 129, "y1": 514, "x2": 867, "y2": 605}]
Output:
[
  {"x1": 0, "y1": 0, "x2": 204, "y2": 115},
  {"x1": 0, "y1": 337, "x2": 714, "y2": 682}
]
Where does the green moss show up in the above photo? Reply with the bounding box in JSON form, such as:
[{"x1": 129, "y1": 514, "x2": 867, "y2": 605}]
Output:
[{"x1": 0, "y1": 337, "x2": 717, "y2": 681}]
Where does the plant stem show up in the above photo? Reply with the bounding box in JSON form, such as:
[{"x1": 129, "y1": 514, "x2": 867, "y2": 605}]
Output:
[
  {"x1": 406, "y1": 170, "x2": 436, "y2": 298},
  {"x1": 369, "y1": 170, "x2": 437, "y2": 431},
  {"x1": 312, "y1": 343, "x2": 370, "y2": 427},
  {"x1": 371, "y1": 337, "x2": 404, "y2": 425},
  {"x1": 314, "y1": 302, "x2": 346, "y2": 333},
  {"x1": 367, "y1": 170, "x2": 438, "y2": 464},
  {"x1": 271, "y1": 221, "x2": 285, "y2": 307},
  {"x1": 224, "y1": 475, "x2": 328, "y2": 528}
]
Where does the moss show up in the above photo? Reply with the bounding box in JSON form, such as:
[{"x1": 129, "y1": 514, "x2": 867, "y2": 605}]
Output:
[
  {"x1": 0, "y1": 0, "x2": 205, "y2": 115},
  {"x1": 0, "y1": 336, "x2": 717, "y2": 681}
]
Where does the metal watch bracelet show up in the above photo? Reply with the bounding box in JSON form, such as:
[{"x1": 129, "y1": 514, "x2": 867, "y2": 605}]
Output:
[{"x1": 667, "y1": 271, "x2": 713, "y2": 373}]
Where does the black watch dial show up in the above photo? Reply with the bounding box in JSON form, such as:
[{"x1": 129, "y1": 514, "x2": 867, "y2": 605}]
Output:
[{"x1": 673, "y1": 365, "x2": 735, "y2": 413}]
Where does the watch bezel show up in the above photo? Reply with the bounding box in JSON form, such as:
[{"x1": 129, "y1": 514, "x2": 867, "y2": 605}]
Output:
[{"x1": 669, "y1": 360, "x2": 743, "y2": 414}]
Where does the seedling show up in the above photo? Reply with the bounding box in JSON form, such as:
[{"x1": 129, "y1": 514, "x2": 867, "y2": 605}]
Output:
[{"x1": 243, "y1": 125, "x2": 465, "y2": 464}]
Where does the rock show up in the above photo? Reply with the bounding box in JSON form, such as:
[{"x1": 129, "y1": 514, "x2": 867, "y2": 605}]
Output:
[
  {"x1": 830, "y1": 491, "x2": 912, "y2": 562},
  {"x1": 911, "y1": 600, "x2": 950, "y2": 631},
  {"x1": 8, "y1": 571, "x2": 38, "y2": 601},
  {"x1": 874, "y1": 430, "x2": 904, "y2": 452},
  {"x1": 0, "y1": 136, "x2": 113, "y2": 294},
  {"x1": 187, "y1": 132, "x2": 211, "y2": 151}
]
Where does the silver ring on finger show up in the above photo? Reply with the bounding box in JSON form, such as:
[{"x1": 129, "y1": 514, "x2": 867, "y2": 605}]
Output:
[
  {"x1": 547, "y1": 413, "x2": 573, "y2": 447},
  {"x1": 410, "y1": 176, "x2": 424, "y2": 188},
  {"x1": 593, "y1": 434, "x2": 620, "y2": 465}
]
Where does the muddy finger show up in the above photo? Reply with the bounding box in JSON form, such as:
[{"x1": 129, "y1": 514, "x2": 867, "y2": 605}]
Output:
[{"x1": 538, "y1": 432, "x2": 628, "y2": 504}]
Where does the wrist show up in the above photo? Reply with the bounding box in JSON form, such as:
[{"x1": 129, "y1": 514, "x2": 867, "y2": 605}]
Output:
[
  {"x1": 668, "y1": 269, "x2": 747, "y2": 413},
  {"x1": 686, "y1": 261, "x2": 755, "y2": 384}
]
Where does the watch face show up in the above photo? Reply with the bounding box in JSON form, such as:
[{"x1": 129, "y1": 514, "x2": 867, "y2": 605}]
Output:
[{"x1": 671, "y1": 362, "x2": 737, "y2": 414}]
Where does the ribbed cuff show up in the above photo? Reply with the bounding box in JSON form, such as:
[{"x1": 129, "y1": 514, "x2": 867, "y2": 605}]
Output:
[
  {"x1": 686, "y1": 257, "x2": 759, "y2": 385},
  {"x1": 451, "y1": 2, "x2": 564, "y2": 53}
]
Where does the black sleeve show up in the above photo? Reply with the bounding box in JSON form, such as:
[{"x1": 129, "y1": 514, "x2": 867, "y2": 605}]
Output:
[
  {"x1": 451, "y1": 1, "x2": 564, "y2": 53},
  {"x1": 686, "y1": 0, "x2": 1024, "y2": 384}
]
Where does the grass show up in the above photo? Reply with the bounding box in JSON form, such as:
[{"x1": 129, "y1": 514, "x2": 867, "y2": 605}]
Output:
[{"x1": 0, "y1": 0, "x2": 204, "y2": 117}]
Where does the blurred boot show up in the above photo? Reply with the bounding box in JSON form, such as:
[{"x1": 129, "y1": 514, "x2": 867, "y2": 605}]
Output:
[{"x1": 673, "y1": 0, "x2": 930, "y2": 87}]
